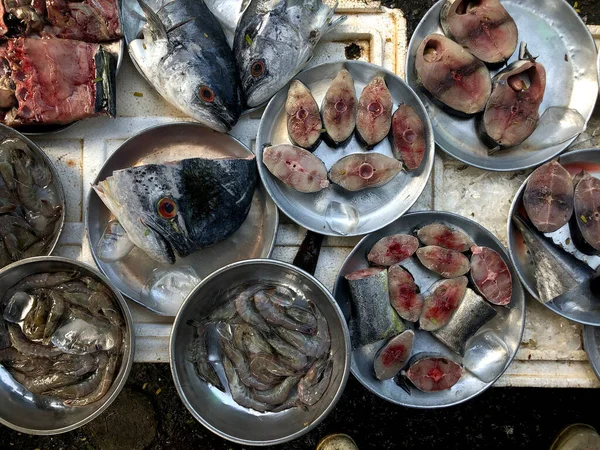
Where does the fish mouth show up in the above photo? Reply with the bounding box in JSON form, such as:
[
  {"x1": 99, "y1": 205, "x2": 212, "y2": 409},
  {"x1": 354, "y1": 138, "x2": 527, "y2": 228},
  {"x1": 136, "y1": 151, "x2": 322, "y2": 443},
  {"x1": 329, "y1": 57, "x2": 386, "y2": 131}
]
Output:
[{"x1": 140, "y1": 219, "x2": 176, "y2": 265}]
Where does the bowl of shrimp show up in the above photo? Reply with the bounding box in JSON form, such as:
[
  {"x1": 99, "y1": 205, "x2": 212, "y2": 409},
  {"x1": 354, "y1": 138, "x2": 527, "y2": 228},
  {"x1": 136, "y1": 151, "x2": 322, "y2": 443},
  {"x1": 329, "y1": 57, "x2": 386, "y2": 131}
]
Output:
[
  {"x1": 0, "y1": 257, "x2": 134, "y2": 434},
  {"x1": 170, "y1": 259, "x2": 351, "y2": 446}
]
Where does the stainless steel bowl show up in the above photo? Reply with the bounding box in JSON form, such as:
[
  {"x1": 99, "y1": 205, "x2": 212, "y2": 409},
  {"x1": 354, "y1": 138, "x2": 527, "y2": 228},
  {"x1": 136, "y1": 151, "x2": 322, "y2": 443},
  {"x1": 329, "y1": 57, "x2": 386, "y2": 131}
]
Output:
[
  {"x1": 0, "y1": 257, "x2": 134, "y2": 435},
  {"x1": 170, "y1": 259, "x2": 351, "y2": 446},
  {"x1": 0, "y1": 124, "x2": 66, "y2": 262}
]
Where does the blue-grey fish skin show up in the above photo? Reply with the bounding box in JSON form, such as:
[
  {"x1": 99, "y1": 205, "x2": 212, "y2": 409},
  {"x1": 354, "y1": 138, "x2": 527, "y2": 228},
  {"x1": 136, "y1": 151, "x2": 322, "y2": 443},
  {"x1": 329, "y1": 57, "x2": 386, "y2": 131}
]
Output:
[
  {"x1": 234, "y1": 0, "x2": 346, "y2": 107},
  {"x1": 93, "y1": 156, "x2": 257, "y2": 264},
  {"x1": 130, "y1": 0, "x2": 241, "y2": 132}
]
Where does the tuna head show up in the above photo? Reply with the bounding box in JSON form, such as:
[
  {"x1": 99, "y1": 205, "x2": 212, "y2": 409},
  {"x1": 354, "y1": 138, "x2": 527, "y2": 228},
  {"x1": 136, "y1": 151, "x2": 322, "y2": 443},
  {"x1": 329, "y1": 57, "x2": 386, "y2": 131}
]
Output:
[
  {"x1": 93, "y1": 156, "x2": 257, "y2": 264},
  {"x1": 130, "y1": 0, "x2": 242, "y2": 133}
]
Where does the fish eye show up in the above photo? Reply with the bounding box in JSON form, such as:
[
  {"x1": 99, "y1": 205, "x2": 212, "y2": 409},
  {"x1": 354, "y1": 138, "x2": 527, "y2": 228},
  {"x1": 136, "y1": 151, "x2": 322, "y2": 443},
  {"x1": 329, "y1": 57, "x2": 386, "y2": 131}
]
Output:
[
  {"x1": 199, "y1": 86, "x2": 215, "y2": 102},
  {"x1": 251, "y1": 60, "x2": 265, "y2": 78},
  {"x1": 157, "y1": 198, "x2": 177, "y2": 219}
]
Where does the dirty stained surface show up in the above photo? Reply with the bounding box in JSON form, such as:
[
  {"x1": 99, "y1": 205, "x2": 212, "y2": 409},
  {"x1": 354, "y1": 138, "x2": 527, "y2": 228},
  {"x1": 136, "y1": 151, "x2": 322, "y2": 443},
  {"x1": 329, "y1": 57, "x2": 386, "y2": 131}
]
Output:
[{"x1": 2, "y1": 1, "x2": 600, "y2": 449}]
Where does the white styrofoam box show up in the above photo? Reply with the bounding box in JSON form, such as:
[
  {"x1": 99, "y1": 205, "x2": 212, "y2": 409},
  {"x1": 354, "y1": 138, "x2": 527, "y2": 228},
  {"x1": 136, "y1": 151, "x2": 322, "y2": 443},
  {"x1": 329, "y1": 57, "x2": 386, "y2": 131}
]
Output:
[{"x1": 21, "y1": 2, "x2": 600, "y2": 388}]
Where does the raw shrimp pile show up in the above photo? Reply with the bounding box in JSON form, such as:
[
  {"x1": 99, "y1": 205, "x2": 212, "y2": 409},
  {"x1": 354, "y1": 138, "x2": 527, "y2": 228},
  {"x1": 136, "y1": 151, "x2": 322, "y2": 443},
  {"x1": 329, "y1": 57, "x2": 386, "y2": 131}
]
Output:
[
  {"x1": 188, "y1": 282, "x2": 332, "y2": 413},
  {"x1": 0, "y1": 271, "x2": 124, "y2": 406}
]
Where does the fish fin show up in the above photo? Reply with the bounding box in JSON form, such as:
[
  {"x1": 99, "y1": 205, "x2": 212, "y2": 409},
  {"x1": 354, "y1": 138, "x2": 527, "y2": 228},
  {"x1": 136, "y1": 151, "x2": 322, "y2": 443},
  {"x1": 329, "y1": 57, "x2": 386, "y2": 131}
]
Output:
[
  {"x1": 325, "y1": 2, "x2": 347, "y2": 32},
  {"x1": 137, "y1": 0, "x2": 167, "y2": 40},
  {"x1": 396, "y1": 374, "x2": 412, "y2": 395}
]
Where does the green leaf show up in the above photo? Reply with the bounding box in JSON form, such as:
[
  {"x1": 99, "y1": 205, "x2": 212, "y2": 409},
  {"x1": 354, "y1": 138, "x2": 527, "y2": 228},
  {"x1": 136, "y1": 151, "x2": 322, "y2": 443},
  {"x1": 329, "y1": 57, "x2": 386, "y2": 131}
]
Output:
[
  {"x1": 245, "y1": 34, "x2": 253, "y2": 45},
  {"x1": 93, "y1": 77, "x2": 103, "y2": 83}
]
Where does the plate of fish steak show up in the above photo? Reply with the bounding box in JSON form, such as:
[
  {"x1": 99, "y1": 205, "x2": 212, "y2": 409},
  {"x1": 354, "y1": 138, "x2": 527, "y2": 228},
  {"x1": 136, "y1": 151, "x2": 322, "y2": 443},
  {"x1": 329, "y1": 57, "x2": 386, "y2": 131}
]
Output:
[
  {"x1": 86, "y1": 123, "x2": 278, "y2": 315},
  {"x1": 333, "y1": 211, "x2": 525, "y2": 408}
]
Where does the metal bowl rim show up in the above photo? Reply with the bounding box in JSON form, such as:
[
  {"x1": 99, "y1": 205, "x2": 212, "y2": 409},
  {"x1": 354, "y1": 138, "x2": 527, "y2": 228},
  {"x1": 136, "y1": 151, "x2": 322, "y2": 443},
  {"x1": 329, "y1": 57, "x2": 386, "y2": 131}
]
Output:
[
  {"x1": 85, "y1": 122, "x2": 279, "y2": 309},
  {"x1": 583, "y1": 325, "x2": 600, "y2": 382},
  {"x1": 333, "y1": 210, "x2": 527, "y2": 409},
  {"x1": 404, "y1": 0, "x2": 599, "y2": 172},
  {"x1": 0, "y1": 256, "x2": 135, "y2": 435},
  {"x1": 169, "y1": 258, "x2": 351, "y2": 446},
  {"x1": 255, "y1": 59, "x2": 435, "y2": 237}
]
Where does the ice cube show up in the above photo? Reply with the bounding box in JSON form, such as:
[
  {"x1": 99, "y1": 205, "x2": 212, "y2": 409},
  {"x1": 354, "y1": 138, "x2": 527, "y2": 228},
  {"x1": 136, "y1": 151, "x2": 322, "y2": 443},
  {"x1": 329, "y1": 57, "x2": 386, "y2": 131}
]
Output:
[
  {"x1": 325, "y1": 201, "x2": 359, "y2": 235},
  {"x1": 3, "y1": 291, "x2": 34, "y2": 323},
  {"x1": 140, "y1": 266, "x2": 201, "y2": 316},
  {"x1": 522, "y1": 107, "x2": 586, "y2": 151},
  {"x1": 463, "y1": 330, "x2": 510, "y2": 383},
  {"x1": 51, "y1": 317, "x2": 117, "y2": 354},
  {"x1": 96, "y1": 220, "x2": 135, "y2": 263}
]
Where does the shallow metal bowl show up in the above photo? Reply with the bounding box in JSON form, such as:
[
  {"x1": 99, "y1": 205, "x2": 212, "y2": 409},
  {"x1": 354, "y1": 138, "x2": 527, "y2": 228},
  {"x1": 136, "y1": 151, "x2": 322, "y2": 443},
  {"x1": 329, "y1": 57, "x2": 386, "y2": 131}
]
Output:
[
  {"x1": 0, "y1": 124, "x2": 66, "y2": 264},
  {"x1": 170, "y1": 259, "x2": 351, "y2": 446},
  {"x1": 0, "y1": 257, "x2": 134, "y2": 435}
]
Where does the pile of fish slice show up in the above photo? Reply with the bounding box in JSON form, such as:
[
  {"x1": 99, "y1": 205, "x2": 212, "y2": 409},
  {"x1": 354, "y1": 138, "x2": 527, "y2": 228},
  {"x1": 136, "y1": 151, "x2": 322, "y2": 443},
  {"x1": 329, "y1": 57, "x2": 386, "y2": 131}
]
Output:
[
  {"x1": 0, "y1": 0, "x2": 120, "y2": 126},
  {"x1": 263, "y1": 70, "x2": 427, "y2": 194},
  {"x1": 0, "y1": 271, "x2": 125, "y2": 406},
  {"x1": 514, "y1": 159, "x2": 600, "y2": 304},
  {"x1": 415, "y1": 0, "x2": 546, "y2": 151},
  {"x1": 345, "y1": 222, "x2": 513, "y2": 393},
  {"x1": 0, "y1": 137, "x2": 62, "y2": 268},
  {"x1": 187, "y1": 282, "x2": 332, "y2": 413}
]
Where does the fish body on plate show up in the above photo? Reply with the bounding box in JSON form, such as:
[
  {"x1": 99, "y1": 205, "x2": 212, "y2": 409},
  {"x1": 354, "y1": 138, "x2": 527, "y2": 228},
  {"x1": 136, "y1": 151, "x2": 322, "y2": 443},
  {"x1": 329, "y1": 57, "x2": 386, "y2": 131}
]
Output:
[
  {"x1": 523, "y1": 160, "x2": 574, "y2": 233},
  {"x1": 416, "y1": 246, "x2": 470, "y2": 278},
  {"x1": 356, "y1": 76, "x2": 393, "y2": 148},
  {"x1": 440, "y1": 0, "x2": 518, "y2": 65},
  {"x1": 345, "y1": 267, "x2": 405, "y2": 347},
  {"x1": 263, "y1": 144, "x2": 329, "y2": 193},
  {"x1": 388, "y1": 264, "x2": 423, "y2": 322},
  {"x1": 0, "y1": 37, "x2": 116, "y2": 126},
  {"x1": 419, "y1": 276, "x2": 468, "y2": 331},
  {"x1": 432, "y1": 288, "x2": 497, "y2": 355},
  {"x1": 93, "y1": 156, "x2": 257, "y2": 265},
  {"x1": 322, "y1": 69, "x2": 357, "y2": 147},
  {"x1": 286, "y1": 80, "x2": 323, "y2": 151},
  {"x1": 373, "y1": 329, "x2": 414, "y2": 380},
  {"x1": 470, "y1": 246, "x2": 512, "y2": 306},
  {"x1": 367, "y1": 234, "x2": 420, "y2": 267},
  {"x1": 415, "y1": 34, "x2": 491, "y2": 116},
  {"x1": 391, "y1": 105, "x2": 426, "y2": 171},
  {"x1": 129, "y1": 0, "x2": 241, "y2": 133},
  {"x1": 479, "y1": 52, "x2": 546, "y2": 149},
  {"x1": 416, "y1": 223, "x2": 474, "y2": 252},
  {"x1": 404, "y1": 353, "x2": 462, "y2": 392},
  {"x1": 234, "y1": 0, "x2": 346, "y2": 107},
  {"x1": 329, "y1": 153, "x2": 402, "y2": 192}
]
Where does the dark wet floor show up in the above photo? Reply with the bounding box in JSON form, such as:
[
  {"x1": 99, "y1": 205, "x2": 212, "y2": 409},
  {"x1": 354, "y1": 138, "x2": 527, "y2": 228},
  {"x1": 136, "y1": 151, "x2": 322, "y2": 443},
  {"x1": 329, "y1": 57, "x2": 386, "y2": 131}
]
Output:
[{"x1": 1, "y1": 1, "x2": 599, "y2": 449}]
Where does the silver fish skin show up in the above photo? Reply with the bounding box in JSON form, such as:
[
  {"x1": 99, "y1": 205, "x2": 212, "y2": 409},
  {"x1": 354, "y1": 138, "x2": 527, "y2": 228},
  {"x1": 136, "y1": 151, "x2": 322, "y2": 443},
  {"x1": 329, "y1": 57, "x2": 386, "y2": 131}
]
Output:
[
  {"x1": 432, "y1": 288, "x2": 497, "y2": 355},
  {"x1": 93, "y1": 156, "x2": 257, "y2": 265},
  {"x1": 234, "y1": 0, "x2": 346, "y2": 107},
  {"x1": 129, "y1": 0, "x2": 242, "y2": 132},
  {"x1": 512, "y1": 215, "x2": 595, "y2": 303}
]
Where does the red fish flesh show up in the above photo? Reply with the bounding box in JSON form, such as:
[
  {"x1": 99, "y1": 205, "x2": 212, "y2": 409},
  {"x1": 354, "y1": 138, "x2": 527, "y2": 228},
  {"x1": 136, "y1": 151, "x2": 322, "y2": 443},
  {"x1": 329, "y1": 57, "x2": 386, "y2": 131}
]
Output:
[
  {"x1": 391, "y1": 105, "x2": 426, "y2": 171},
  {"x1": 388, "y1": 264, "x2": 424, "y2": 322},
  {"x1": 416, "y1": 223, "x2": 474, "y2": 252},
  {"x1": 367, "y1": 234, "x2": 419, "y2": 267},
  {"x1": 44, "y1": 0, "x2": 122, "y2": 42},
  {"x1": 470, "y1": 246, "x2": 512, "y2": 305},
  {"x1": 416, "y1": 245, "x2": 470, "y2": 278},
  {"x1": 405, "y1": 354, "x2": 462, "y2": 392},
  {"x1": 419, "y1": 276, "x2": 468, "y2": 331}
]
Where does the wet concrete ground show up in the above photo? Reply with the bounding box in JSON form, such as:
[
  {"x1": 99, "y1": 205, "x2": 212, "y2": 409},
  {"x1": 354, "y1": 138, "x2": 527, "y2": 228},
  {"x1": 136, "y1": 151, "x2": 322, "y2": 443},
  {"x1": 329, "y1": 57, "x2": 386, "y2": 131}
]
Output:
[{"x1": 1, "y1": 1, "x2": 600, "y2": 449}]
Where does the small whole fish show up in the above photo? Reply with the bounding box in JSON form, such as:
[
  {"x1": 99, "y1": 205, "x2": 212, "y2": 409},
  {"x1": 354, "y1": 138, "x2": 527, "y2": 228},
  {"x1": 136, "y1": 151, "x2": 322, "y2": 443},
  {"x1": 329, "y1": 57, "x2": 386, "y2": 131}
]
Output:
[
  {"x1": 416, "y1": 34, "x2": 491, "y2": 116},
  {"x1": 388, "y1": 264, "x2": 423, "y2": 323},
  {"x1": 404, "y1": 353, "x2": 462, "y2": 392},
  {"x1": 373, "y1": 330, "x2": 414, "y2": 381},
  {"x1": 263, "y1": 144, "x2": 329, "y2": 193},
  {"x1": 329, "y1": 153, "x2": 402, "y2": 192},
  {"x1": 93, "y1": 156, "x2": 257, "y2": 264},
  {"x1": 419, "y1": 276, "x2": 468, "y2": 331},
  {"x1": 234, "y1": 0, "x2": 346, "y2": 107},
  {"x1": 416, "y1": 223, "x2": 474, "y2": 253},
  {"x1": 129, "y1": 0, "x2": 241, "y2": 132},
  {"x1": 322, "y1": 69, "x2": 357, "y2": 147},
  {"x1": 416, "y1": 246, "x2": 470, "y2": 278},
  {"x1": 286, "y1": 80, "x2": 323, "y2": 151},
  {"x1": 470, "y1": 246, "x2": 512, "y2": 306},
  {"x1": 391, "y1": 105, "x2": 426, "y2": 171},
  {"x1": 367, "y1": 234, "x2": 420, "y2": 267},
  {"x1": 356, "y1": 76, "x2": 393, "y2": 148}
]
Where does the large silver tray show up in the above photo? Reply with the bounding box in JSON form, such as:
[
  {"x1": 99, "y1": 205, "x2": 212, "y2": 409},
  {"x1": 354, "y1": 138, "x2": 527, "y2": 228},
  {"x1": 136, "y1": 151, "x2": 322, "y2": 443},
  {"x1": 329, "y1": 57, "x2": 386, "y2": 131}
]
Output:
[
  {"x1": 406, "y1": 0, "x2": 599, "y2": 171},
  {"x1": 86, "y1": 123, "x2": 278, "y2": 316},
  {"x1": 256, "y1": 60, "x2": 435, "y2": 237},
  {"x1": 333, "y1": 211, "x2": 526, "y2": 408}
]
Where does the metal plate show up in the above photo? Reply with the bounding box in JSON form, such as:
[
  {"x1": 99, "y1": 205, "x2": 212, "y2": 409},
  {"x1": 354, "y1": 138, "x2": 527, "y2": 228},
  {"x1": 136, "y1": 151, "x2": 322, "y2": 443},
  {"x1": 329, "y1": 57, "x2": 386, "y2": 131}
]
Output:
[
  {"x1": 507, "y1": 148, "x2": 600, "y2": 325},
  {"x1": 406, "y1": 0, "x2": 599, "y2": 172},
  {"x1": 0, "y1": 124, "x2": 66, "y2": 265},
  {"x1": 256, "y1": 60, "x2": 435, "y2": 237},
  {"x1": 584, "y1": 325, "x2": 600, "y2": 382},
  {"x1": 86, "y1": 122, "x2": 278, "y2": 316},
  {"x1": 333, "y1": 211, "x2": 526, "y2": 408}
]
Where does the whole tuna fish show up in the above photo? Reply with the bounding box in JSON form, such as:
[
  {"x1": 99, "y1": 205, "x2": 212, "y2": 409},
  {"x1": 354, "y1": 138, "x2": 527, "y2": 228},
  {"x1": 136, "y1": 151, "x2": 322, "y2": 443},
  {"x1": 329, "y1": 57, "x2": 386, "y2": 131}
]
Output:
[
  {"x1": 234, "y1": 0, "x2": 346, "y2": 107},
  {"x1": 93, "y1": 156, "x2": 257, "y2": 265},
  {"x1": 129, "y1": 0, "x2": 242, "y2": 132}
]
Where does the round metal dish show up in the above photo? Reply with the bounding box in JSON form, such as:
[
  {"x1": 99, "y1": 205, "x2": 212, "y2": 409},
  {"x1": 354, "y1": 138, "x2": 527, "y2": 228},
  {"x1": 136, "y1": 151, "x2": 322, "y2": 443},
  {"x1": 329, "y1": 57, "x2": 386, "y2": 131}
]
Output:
[
  {"x1": 86, "y1": 122, "x2": 278, "y2": 316},
  {"x1": 507, "y1": 148, "x2": 600, "y2": 325},
  {"x1": 406, "y1": 0, "x2": 598, "y2": 172},
  {"x1": 170, "y1": 259, "x2": 351, "y2": 446},
  {"x1": 333, "y1": 211, "x2": 526, "y2": 408},
  {"x1": 0, "y1": 124, "x2": 66, "y2": 267},
  {"x1": 584, "y1": 325, "x2": 600, "y2": 383},
  {"x1": 255, "y1": 60, "x2": 435, "y2": 237},
  {"x1": 0, "y1": 257, "x2": 134, "y2": 435}
]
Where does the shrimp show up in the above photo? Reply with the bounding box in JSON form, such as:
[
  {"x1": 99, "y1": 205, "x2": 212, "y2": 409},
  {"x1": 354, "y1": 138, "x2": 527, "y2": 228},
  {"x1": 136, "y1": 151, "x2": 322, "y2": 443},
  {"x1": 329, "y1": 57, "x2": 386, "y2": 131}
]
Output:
[
  {"x1": 298, "y1": 358, "x2": 333, "y2": 406},
  {"x1": 10, "y1": 370, "x2": 79, "y2": 395},
  {"x1": 8, "y1": 324, "x2": 61, "y2": 358},
  {"x1": 254, "y1": 291, "x2": 316, "y2": 334},
  {"x1": 52, "y1": 353, "x2": 97, "y2": 377},
  {"x1": 222, "y1": 356, "x2": 273, "y2": 413},
  {"x1": 266, "y1": 335, "x2": 308, "y2": 371},
  {"x1": 275, "y1": 326, "x2": 320, "y2": 358},
  {"x1": 43, "y1": 290, "x2": 65, "y2": 344},
  {"x1": 48, "y1": 353, "x2": 108, "y2": 400},
  {"x1": 234, "y1": 286, "x2": 271, "y2": 333},
  {"x1": 66, "y1": 353, "x2": 118, "y2": 406},
  {"x1": 251, "y1": 375, "x2": 301, "y2": 406}
]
